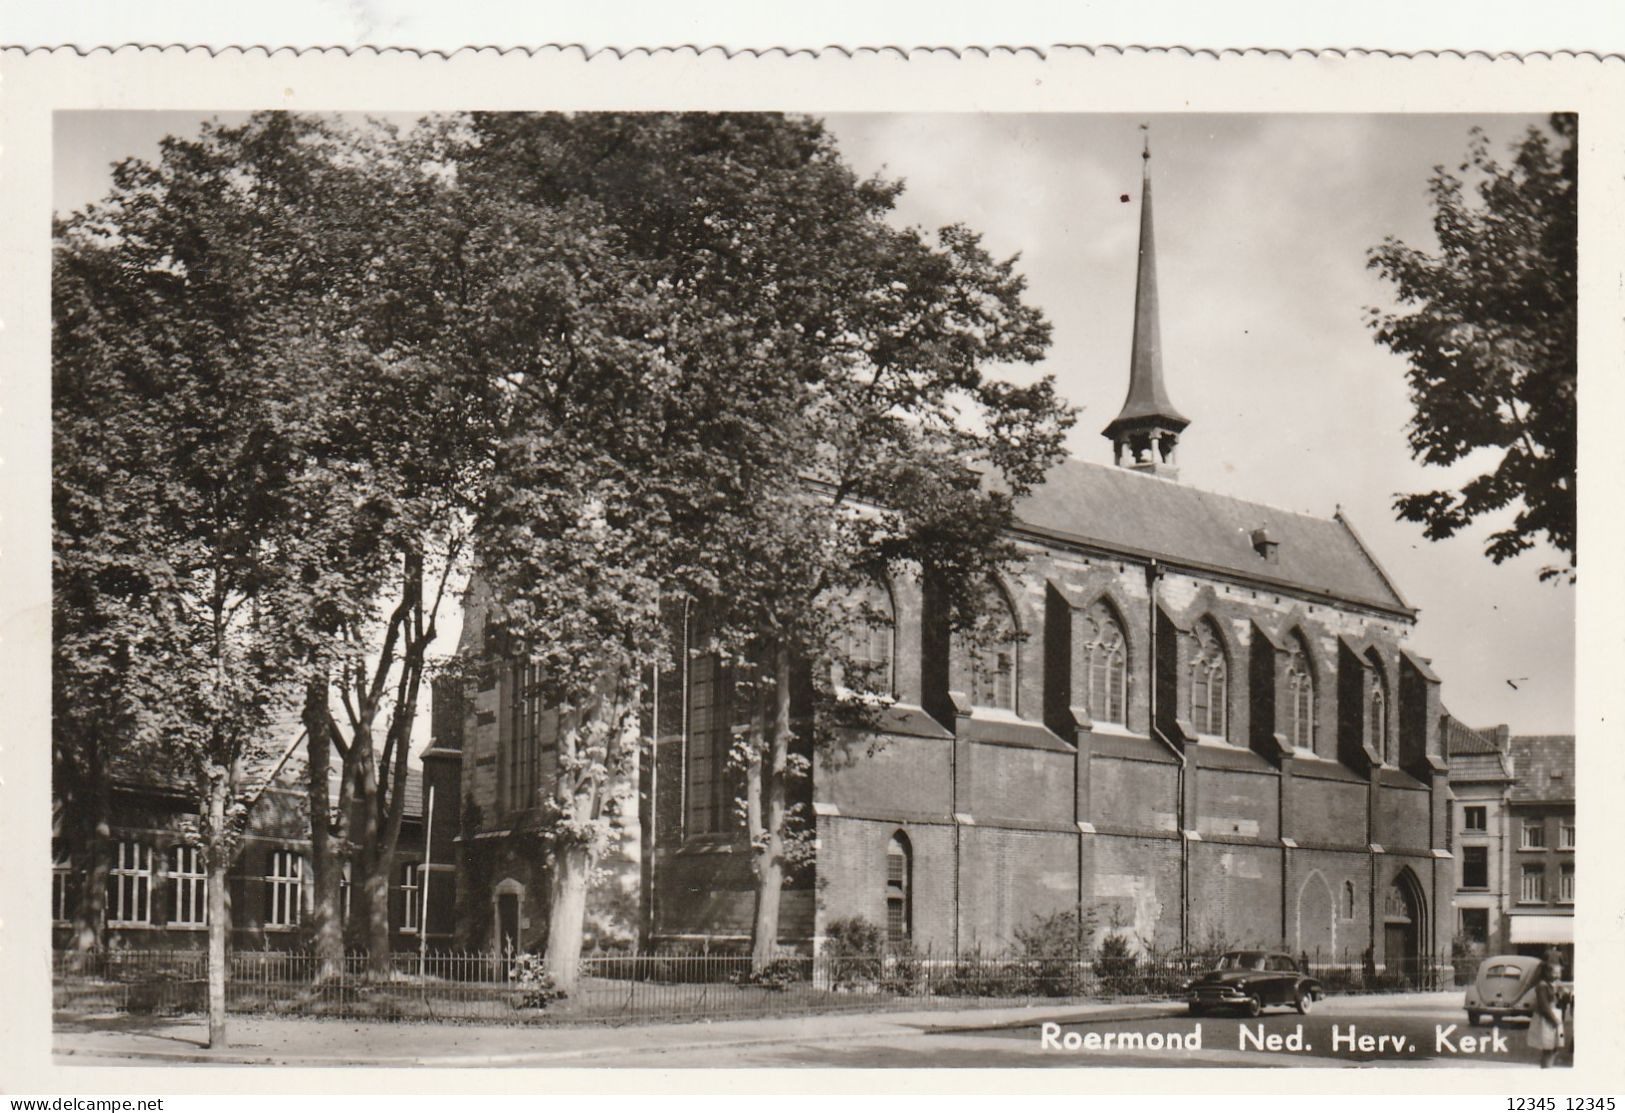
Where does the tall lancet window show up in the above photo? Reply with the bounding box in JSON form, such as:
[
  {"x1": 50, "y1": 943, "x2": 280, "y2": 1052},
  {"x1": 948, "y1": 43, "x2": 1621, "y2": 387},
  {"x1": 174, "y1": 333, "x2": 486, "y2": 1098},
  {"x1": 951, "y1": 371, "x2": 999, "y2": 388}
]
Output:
[
  {"x1": 1286, "y1": 635, "x2": 1316, "y2": 752},
  {"x1": 1369, "y1": 666, "x2": 1392, "y2": 765},
  {"x1": 970, "y1": 582, "x2": 1019, "y2": 712},
  {"x1": 1190, "y1": 620, "x2": 1228, "y2": 739},
  {"x1": 1083, "y1": 603, "x2": 1128, "y2": 727}
]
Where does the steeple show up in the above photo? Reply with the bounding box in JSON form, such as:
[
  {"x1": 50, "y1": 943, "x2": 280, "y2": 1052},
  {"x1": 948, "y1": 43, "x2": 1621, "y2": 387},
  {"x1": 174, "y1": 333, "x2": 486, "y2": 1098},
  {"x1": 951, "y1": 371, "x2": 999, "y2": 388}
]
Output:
[{"x1": 1104, "y1": 128, "x2": 1189, "y2": 479}]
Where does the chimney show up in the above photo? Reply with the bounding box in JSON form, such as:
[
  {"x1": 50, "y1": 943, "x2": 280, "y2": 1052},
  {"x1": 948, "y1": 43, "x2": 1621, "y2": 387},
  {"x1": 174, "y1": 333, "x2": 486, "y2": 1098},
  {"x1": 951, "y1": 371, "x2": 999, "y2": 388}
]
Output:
[{"x1": 1251, "y1": 526, "x2": 1279, "y2": 564}]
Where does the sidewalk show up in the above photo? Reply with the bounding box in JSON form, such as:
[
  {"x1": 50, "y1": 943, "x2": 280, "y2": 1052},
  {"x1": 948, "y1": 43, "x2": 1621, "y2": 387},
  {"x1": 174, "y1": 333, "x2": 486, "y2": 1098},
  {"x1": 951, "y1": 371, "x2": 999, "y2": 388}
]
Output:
[
  {"x1": 52, "y1": 991, "x2": 1466, "y2": 1067},
  {"x1": 53, "y1": 1000, "x2": 1188, "y2": 1067}
]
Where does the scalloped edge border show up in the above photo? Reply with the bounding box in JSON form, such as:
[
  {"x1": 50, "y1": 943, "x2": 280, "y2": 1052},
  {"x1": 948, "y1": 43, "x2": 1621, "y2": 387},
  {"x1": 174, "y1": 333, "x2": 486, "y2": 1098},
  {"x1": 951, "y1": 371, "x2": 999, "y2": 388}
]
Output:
[{"x1": 0, "y1": 43, "x2": 1621, "y2": 62}]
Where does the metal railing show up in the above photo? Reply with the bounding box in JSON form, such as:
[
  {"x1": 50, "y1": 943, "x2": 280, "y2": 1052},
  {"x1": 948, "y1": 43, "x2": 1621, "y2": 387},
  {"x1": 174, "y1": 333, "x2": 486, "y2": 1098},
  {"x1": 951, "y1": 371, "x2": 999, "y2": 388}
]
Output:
[{"x1": 52, "y1": 947, "x2": 1456, "y2": 1027}]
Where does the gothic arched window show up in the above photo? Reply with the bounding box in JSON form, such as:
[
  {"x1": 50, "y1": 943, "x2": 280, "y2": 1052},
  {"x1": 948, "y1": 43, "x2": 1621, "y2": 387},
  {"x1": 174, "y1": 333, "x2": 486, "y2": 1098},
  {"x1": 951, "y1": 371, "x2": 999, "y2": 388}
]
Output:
[
  {"x1": 1190, "y1": 620, "x2": 1228, "y2": 738},
  {"x1": 1083, "y1": 603, "x2": 1129, "y2": 727},
  {"x1": 1286, "y1": 634, "x2": 1316, "y2": 751},
  {"x1": 841, "y1": 578, "x2": 895, "y2": 696},
  {"x1": 885, "y1": 832, "x2": 913, "y2": 941},
  {"x1": 1369, "y1": 664, "x2": 1391, "y2": 764},
  {"x1": 971, "y1": 582, "x2": 1020, "y2": 711},
  {"x1": 1343, "y1": 880, "x2": 1356, "y2": 919}
]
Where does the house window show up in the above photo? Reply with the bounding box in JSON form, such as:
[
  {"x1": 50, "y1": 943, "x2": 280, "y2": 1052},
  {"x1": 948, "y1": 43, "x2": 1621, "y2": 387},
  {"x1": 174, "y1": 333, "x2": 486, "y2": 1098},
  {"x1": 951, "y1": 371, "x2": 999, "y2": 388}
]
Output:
[
  {"x1": 1461, "y1": 845, "x2": 1489, "y2": 890},
  {"x1": 1522, "y1": 820, "x2": 1546, "y2": 850},
  {"x1": 1463, "y1": 805, "x2": 1488, "y2": 832},
  {"x1": 1520, "y1": 864, "x2": 1545, "y2": 903},
  {"x1": 1286, "y1": 636, "x2": 1315, "y2": 751},
  {"x1": 401, "y1": 862, "x2": 420, "y2": 933},
  {"x1": 840, "y1": 578, "x2": 895, "y2": 695},
  {"x1": 971, "y1": 583, "x2": 1020, "y2": 712},
  {"x1": 169, "y1": 845, "x2": 207, "y2": 927},
  {"x1": 1558, "y1": 820, "x2": 1575, "y2": 849},
  {"x1": 340, "y1": 860, "x2": 352, "y2": 922},
  {"x1": 885, "y1": 833, "x2": 912, "y2": 942},
  {"x1": 1342, "y1": 880, "x2": 1356, "y2": 919},
  {"x1": 1459, "y1": 908, "x2": 1489, "y2": 944},
  {"x1": 1082, "y1": 603, "x2": 1127, "y2": 726},
  {"x1": 1558, "y1": 864, "x2": 1574, "y2": 903},
  {"x1": 52, "y1": 846, "x2": 72, "y2": 925},
  {"x1": 266, "y1": 850, "x2": 305, "y2": 928},
  {"x1": 108, "y1": 841, "x2": 152, "y2": 925},
  {"x1": 1189, "y1": 621, "x2": 1228, "y2": 738},
  {"x1": 508, "y1": 660, "x2": 543, "y2": 812}
]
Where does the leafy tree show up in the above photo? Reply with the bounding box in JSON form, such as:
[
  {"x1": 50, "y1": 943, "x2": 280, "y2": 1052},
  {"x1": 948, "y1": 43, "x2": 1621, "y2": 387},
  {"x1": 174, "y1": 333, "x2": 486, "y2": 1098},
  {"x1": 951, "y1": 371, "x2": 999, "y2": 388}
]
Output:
[
  {"x1": 52, "y1": 118, "x2": 332, "y2": 1043},
  {"x1": 457, "y1": 112, "x2": 1072, "y2": 978},
  {"x1": 1367, "y1": 114, "x2": 1576, "y2": 582}
]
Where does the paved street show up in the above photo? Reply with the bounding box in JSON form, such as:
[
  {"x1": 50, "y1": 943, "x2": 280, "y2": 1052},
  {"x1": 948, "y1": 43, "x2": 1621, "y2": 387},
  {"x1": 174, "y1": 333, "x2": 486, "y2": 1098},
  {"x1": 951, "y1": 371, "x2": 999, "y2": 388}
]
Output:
[
  {"x1": 601, "y1": 994, "x2": 1558, "y2": 1068},
  {"x1": 53, "y1": 991, "x2": 1570, "y2": 1070}
]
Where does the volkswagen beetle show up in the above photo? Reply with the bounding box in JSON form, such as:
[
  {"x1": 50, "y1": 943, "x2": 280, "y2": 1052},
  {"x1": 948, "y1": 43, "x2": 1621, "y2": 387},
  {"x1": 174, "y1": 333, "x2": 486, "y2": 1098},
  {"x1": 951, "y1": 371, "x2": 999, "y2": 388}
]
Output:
[
  {"x1": 1464, "y1": 954, "x2": 1569, "y2": 1027},
  {"x1": 1185, "y1": 950, "x2": 1323, "y2": 1017}
]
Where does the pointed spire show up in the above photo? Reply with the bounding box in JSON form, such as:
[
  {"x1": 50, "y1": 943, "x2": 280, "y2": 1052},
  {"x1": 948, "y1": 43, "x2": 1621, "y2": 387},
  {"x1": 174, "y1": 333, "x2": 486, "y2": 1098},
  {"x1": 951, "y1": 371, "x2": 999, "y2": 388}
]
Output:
[{"x1": 1104, "y1": 126, "x2": 1189, "y2": 478}]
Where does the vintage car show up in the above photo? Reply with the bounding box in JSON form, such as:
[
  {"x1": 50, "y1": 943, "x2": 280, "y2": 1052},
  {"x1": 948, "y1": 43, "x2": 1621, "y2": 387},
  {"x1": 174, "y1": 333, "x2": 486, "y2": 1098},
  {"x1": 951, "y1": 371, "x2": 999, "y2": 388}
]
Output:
[
  {"x1": 1465, "y1": 955, "x2": 1571, "y2": 1027},
  {"x1": 1185, "y1": 951, "x2": 1323, "y2": 1017}
]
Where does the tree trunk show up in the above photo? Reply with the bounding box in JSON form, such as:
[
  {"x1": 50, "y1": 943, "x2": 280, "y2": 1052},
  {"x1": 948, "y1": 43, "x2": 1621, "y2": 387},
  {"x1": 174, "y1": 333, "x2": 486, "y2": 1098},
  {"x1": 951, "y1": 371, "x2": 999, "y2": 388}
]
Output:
[
  {"x1": 750, "y1": 644, "x2": 791, "y2": 970},
  {"x1": 360, "y1": 843, "x2": 394, "y2": 977},
  {"x1": 70, "y1": 766, "x2": 111, "y2": 952},
  {"x1": 206, "y1": 772, "x2": 230, "y2": 1048},
  {"x1": 304, "y1": 684, "x2": 344, "y2": 980},
  {"x1": 544, "y1": 844, "x2": 590, "y2": 993}
]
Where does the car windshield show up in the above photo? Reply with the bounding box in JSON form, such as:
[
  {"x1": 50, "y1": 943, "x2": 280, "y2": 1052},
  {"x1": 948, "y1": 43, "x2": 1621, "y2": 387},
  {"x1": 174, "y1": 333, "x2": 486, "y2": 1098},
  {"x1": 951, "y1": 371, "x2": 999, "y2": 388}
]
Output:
[{"x1": 1218, "y1": 952, "x2": 1267, "y2": 971}]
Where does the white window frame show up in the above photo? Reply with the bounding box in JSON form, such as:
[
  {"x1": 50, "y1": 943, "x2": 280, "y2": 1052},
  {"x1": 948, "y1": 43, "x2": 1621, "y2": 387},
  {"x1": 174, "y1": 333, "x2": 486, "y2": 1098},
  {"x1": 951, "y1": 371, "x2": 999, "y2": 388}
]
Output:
[
  {"x1": 340, "y1": 860, "x2": 352, "y2": 922},
  {"x1": 108, "y1": 840, "x2": 153, "y2": 926},
  {"x1": 1521, "y1": 820, "x2": 1546, "y2": 850},
  {"x1": 1558, "y1": 820, "x2": 1575, "y2": 850},
  {"x1": 401, "y1": 861, "x2": 421, "y2": 934},
  {"x1": 1462, "y1": 805, "x2": 1488, "y2": 832},
  {"x1": 1520, "y1": 864, "x2": 1545, "y2": 904},
  {"x1": 1558, "y1": 863, "x2": 1574, "y2": 903},
  {"x1": 266, "y1": 850, "x2": 305, "y2": 929},
  {"x1": 169, "y1": 845, "x2": 208, "y2": 927}
]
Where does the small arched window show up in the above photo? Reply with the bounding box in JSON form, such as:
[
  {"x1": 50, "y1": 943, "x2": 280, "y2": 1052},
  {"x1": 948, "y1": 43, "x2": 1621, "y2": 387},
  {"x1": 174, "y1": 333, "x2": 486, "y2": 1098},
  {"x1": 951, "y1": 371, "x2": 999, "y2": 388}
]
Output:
[
  {"x1": 1190, "y1": 620, "x2": 1228, "y2": 738},
  {"x1": 971, "y1": 582, "x2": 1020, "y2": 712},
  {"x1": 1083, "y1": 603, "x2": 1128, "y2": 726},
  {"x1": 1368, "y1": 663, "x2": 1391, "y2": 764},
  {"x1": 885, "y1": 833, "x2": 913, "y2": 941},
  {"x1": 1286, "y1": 634, "x2": 1316, "y2": 751},
  {"x1": 841, "y1": 578, "x2": 895, "y2": 695},
  {"x1": 1343, "y1": 880, "x2": 1356, "y2": 919}
]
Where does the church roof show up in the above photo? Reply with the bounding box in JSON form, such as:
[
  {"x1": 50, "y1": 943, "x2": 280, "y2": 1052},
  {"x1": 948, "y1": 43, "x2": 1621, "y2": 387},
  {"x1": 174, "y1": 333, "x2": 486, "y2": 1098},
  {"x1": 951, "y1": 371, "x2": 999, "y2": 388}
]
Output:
[{"x1": 1013, "y1": 457, "x2": 1414, "y2": 616}]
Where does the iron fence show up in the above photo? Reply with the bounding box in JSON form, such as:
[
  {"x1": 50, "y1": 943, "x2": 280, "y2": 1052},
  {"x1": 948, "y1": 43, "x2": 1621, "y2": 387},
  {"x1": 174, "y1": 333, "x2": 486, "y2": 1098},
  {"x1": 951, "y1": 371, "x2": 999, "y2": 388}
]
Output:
[{"x1": 52, "y1": 946, "x2": 1456, "y2": 1027}]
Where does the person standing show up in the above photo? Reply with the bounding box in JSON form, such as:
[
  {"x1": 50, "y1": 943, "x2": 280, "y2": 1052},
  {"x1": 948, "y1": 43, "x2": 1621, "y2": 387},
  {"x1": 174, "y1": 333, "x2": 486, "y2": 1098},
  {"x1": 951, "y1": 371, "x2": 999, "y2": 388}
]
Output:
[{"x1": 1527, "y1": 961, "x2": 1564, "y2": 1069}]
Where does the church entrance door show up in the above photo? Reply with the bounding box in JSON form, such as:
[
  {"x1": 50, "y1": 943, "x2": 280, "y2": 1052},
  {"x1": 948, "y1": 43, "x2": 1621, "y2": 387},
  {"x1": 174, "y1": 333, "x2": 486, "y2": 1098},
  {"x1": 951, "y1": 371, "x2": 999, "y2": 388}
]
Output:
[{"x1": 1383, "y1": 871, "x2": 1424, "y2": 985}]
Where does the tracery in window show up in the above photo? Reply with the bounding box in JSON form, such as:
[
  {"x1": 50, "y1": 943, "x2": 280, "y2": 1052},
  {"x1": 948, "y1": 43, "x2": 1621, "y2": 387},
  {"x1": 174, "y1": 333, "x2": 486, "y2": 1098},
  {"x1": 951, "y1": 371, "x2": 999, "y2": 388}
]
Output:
[
  {"x1": 1286, "y1": 633, "x2": 1316, "y2": 752},
  {"x1": 1082, "y1": 603, "x2": 1128, "y2": 726},
  {"x1": 970, "y1": 582, "x2": 1020, "y2": 712},
  {"x1": 1189, "y1": 619, "x2": 1228, "y2": 738}
]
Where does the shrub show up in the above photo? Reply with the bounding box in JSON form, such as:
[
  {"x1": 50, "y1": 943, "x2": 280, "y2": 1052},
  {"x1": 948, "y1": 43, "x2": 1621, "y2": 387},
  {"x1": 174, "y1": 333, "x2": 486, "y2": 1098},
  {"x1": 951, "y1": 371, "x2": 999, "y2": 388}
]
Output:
[
  {"x1": 1094, "y1": 932, "x2": 1138, "y2": 996},
  {"x1": 507, "y1": 953, "x2": 566, "y2": 1009},
  {"x1": 824, "y1": 917, "x2": 887, "y2": 988},
  {"x1": 731, "y1": 957, "x2": 807, "y2": 991},
  {"x1": 1014, "y1": 908, "x2": 1094, "y2": 996}
]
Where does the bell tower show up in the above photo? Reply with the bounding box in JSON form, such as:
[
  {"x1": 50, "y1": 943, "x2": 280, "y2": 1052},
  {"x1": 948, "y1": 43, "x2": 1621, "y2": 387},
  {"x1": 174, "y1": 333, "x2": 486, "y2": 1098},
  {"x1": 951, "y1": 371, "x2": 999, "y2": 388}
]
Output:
[{"x1": 1103, "y1": 128, "x2": 1189, "y2": 479}]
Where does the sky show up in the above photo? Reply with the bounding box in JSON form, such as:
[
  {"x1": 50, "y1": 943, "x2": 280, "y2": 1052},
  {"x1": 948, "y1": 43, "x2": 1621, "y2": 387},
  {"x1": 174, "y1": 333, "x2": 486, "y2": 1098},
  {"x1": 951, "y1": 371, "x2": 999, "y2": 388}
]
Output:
[{"x1": 53, "y1": 110, "x2": 1576, "y2": 736}]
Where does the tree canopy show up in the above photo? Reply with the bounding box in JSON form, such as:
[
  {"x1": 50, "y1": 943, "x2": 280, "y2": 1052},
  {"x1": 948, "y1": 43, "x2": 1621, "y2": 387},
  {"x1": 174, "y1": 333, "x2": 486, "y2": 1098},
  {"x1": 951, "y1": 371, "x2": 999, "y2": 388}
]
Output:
[{"x1": 1367, "y1": 113, "x2": 1576, "y2": 582}]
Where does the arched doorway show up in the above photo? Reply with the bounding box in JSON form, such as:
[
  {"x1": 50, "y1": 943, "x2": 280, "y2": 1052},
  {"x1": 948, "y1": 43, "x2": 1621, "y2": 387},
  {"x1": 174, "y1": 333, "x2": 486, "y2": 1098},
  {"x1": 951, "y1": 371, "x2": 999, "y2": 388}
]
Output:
[
  {"x1": 1383, "y1": 869, "x2": 1426, "y2": 984},
  {"x1": 493, "y1": 878, "x2": 525, "y2": 979}
]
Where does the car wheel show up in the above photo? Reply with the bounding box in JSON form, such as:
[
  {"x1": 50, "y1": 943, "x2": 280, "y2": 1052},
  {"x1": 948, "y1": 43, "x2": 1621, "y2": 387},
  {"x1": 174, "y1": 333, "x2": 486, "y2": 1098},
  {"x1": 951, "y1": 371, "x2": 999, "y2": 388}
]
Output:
[
  {"x1": 1245, "y1": 994, "x2": 1263, "y2": 1018},
  {"x1": 1466, "y1": 1011, "x2": 1482, "y2": 1027},
  {"x1": 1189, "y1": 1003, "x2": 1206, "y2": 1017},
  {"x1": 1295, "y1": 987, "x2": 1313, "y2": 1015}
]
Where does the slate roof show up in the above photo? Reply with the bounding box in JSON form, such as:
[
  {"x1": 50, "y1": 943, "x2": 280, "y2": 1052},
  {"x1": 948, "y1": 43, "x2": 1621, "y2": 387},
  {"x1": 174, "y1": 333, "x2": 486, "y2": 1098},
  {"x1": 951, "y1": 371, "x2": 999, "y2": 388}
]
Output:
[
  {"x1": 1508, "y1": 735, "x2": 1576, "y2": 803},
  {"x1": 1012, "y1": 458, "x2": 1413, "y2": 616},
  {"x1": 1443, "y1": 712, "x2": 1502, "y2": 756}
]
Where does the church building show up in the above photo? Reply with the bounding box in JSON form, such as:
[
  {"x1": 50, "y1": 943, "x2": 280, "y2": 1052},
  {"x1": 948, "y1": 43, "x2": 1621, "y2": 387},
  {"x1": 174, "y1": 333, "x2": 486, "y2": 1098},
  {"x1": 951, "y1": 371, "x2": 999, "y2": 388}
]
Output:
[{"x1": 431, "y1": 142, "x2": 1454, "y2": 975}]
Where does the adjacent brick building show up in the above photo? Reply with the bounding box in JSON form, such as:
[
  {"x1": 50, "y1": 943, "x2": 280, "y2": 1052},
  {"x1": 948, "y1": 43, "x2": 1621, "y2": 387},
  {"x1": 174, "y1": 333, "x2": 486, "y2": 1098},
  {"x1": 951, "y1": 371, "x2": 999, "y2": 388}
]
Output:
[
  {"x1": 432, "y1": 145, "x2": 1456, "y2": 977},
  {"x1": 52, "y1": 740, "x2": 436, "y2": 954},
  {"x1": 1445, "y1": 716, "x2": 1515, "y2": 958},
  {"x1": 1504, "y1": 734, "x2": 1575, "y2": 974}
]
